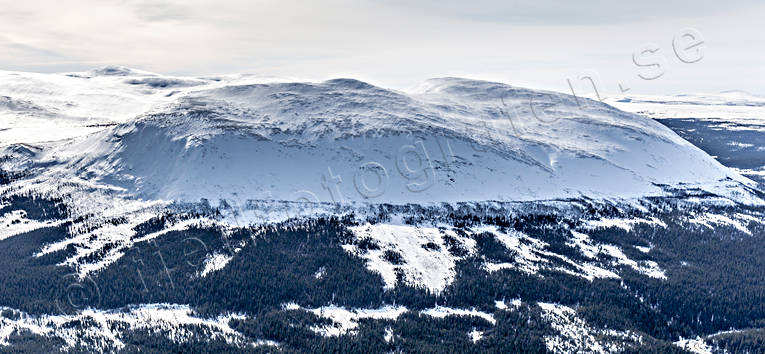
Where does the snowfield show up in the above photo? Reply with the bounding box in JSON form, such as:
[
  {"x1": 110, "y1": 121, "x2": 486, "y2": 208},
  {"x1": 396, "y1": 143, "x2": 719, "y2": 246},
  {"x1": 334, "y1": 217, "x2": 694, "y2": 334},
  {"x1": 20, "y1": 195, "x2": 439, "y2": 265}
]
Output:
[
  {"x1": 0, "y1": 67, "x2": 759, "y2": 208},
  {"x1": 345, "y1": 223, "x2": 476, "y2": 293},
  {"x1": 0, "y1": 209, "x2": 66, "y2": 240},
  {"x1": 288, "y1": 304, "x2": 408, "y2": 337},
  {"x1": 538, "y1": 302, "x2": 643, "y2": 353},
  {"x1": 340, "y1": 220, "x2": 675, "y2": 295},
  {"x1": 606, "y1": 91, "x2": 765, "y2": 123},
  {"x1": 0, "y1": 304, "x2": 268, "y2": 351},
  {"x1": 282, "y1": 300, "x2": 647, "y2": 352}
]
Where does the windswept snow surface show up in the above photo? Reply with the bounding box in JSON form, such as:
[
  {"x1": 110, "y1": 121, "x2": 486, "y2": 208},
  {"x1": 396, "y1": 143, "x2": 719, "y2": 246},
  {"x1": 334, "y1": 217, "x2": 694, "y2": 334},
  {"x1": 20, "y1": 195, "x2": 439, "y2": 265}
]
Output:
[
  {"x1": 607, "y1": 92, "x2": 765, "y2": 189},
  {"x1": 342, "y1": 222, "x2": 668, "y2": 294},
  {"x1": 674, "y1": 337, "x2": 713, "y2": 354},
  {"x1": 687, "y1": 212, "x2": 755, "y2": 235},
  {"x1": 538, "y1": 302, "x2": 643, "y2": 353},
  {"x1": 288, "y1": 303, "x2": 496, "y2": 337},
  {"x1": 606, "y1": 91, "x2": 765, "y2": 123},
  {"x1": 0, "y1": 69, "x2": 758, "y2": 208},
  {"x1": 0, "y1": 67, "x2": 291, "y2": 146},
  {"x1": 0, "y1": 304, "x2": 266, "y2": 350},
  {"x1": 0, "y1": 209, "x2": 66, "y2": 240},
  {"x1": 495, "y1": 299, "x2": 522, "y2": 310},
  {"x1": 345, "y1": 223, "x2": 476, "y2": 294},
  {"x1": 199, "y1": 252, "x2": 234, "y2": 277},
  {"x1": 476, "y1": 225, "x2": 665, "y2": 282},
  {"x1": 283, "y1": 304, "x2": 408, "y2": 337},
  {"x1": 421, "y1": 306, "x2": 496, "y2": 325},
  {"x1": 583, "y1": 217, "x2": 666, "y2": 232}
]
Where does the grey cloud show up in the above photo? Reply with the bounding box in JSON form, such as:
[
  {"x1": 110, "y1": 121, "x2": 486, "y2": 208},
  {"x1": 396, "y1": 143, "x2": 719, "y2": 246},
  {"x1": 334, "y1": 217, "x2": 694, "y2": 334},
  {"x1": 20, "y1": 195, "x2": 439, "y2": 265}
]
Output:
[
  {"x1": 1, "y1": 40, "x2": 66, "y2": 60},
  {"x1": 0, "y1": 40, "x2": 95, "y2": 73},
  {"x1": 377, "y1": 0, "x2": 763, "y2": 25},
  {"x1": 0, "y1": 10, "x2": 34, "y2": 21},
  {"x1": 125, "y1": 0, "x2": 191, "y2": 22}
]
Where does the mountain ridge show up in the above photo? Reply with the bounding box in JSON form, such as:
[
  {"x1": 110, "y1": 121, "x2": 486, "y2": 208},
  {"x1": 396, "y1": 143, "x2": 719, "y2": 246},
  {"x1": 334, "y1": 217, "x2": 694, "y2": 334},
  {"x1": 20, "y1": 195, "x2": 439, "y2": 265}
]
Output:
[{"x1": 0, "y1": 67, "x2": 759, "y2": 207}]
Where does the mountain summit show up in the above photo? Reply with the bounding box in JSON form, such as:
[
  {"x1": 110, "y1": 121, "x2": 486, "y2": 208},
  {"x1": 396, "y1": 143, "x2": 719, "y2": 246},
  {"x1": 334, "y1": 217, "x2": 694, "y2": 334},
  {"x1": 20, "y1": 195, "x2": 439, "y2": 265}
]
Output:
[{"x1": 0, "y1": 69, "x2": 755, "y2": 205}]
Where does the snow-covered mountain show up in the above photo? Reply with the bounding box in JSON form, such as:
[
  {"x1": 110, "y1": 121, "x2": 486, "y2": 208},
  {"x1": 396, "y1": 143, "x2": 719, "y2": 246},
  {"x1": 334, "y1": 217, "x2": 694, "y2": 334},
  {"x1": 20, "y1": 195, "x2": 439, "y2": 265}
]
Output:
[
  {"x1": 3, "y1": 68, "x2": 765, "y2": 353},
  {"x1": 0, "y1": 67, "x2": 758, "y2": 207}
]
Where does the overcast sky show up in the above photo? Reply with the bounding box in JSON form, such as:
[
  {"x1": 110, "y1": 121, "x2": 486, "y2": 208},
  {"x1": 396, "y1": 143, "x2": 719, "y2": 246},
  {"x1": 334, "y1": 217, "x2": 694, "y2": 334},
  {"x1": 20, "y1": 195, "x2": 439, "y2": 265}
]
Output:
[{"x1": 1, "y1": 0, "x2": 763, "y2": 95}]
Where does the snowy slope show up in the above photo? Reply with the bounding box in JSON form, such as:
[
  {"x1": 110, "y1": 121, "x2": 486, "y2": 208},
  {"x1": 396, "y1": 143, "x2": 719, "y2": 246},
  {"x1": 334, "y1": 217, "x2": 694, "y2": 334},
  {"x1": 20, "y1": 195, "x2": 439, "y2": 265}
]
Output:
[
  {"x1": 0, "y1": 68, "x2": 758, "y2": 206},
  {"x1": 605, "y1": 91, "x2": 765, "y2": 187}
]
